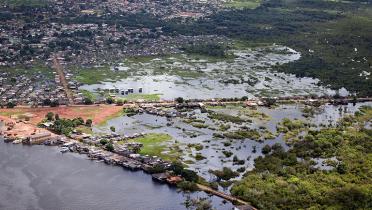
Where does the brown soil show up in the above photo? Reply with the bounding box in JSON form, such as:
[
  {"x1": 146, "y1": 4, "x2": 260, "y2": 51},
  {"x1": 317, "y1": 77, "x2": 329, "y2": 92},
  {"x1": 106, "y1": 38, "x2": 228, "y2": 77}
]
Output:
[{"x1": 0, "y1": 105, "x2": 123, "y2": 126}]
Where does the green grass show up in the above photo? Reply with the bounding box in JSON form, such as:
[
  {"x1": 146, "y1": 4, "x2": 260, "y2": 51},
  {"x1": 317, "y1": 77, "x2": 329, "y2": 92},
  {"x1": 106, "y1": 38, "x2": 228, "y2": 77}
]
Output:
[
  {"x1": 0, "y1": 64, "x2": 54, "y2": 79},
  {"x1": 80, "y1": 90, "x2": 97, "y2": 101},
  {"x1": 73, "y1": 66, "x2": 130, "y2": 85},
  {"x1": 130, "y1": 133, "x2": 181, "y2": 161},
  {"x1": 208, "y1": 111, "x2": 246, "y2": 124},
  {"x1": 224, "y1": 0, "x2": 262, "y2": 9},
  {"x1": 119, "y1": 93, "x2": 162, "y2": 102},
  {"x1": 97, "y1": 110, "x2": 124, "y2": 127},
  {"x1": 76, "y1": 125, "x2": 93, "y2": 135}
]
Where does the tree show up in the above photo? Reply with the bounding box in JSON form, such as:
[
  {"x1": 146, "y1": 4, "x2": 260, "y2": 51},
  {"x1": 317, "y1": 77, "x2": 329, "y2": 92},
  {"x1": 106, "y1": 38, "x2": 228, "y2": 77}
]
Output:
[
  {"x1": 171, "y1": 161, "x2": 185, "y2": 175},
  {"x1": 181, "y1": 169, "x2": 198, "y2": 182},
  {"x1": 50, "y1": 100, "x2": 59, "y2": 107},
  {"x1": 72, "y1": 117, "x2": 84, "y2": 127},
  {"x1": 210, "y1": 167, "x2": 239, "y2": 181},
  {"x1": 175, "y1": 97, "x2": 184, "y2": 104},
  {"x1": 262, "y1": 98, "x2": 276, "y2": 107},
  {"x1": 262, "y1": 145, "x2": 272, "y2": 154},
  {"x1": 86, "y1": 119, "x2": 93, "y2": 127},
  {"x1": 100, "y1": 139, "x2": 108, "y2": 145},
  {"x1": 336, "y1": 162, "x2": 347, "y2": 174},
  {"x1": 43, "y1": 98, "x2": 51, "y2": 106},
  {"x1": 106, "y1": 143, "x2": 114, "y2": 152},
  {"x1": 84, "y1": 97, "x2": 93, "y2": 105},
  {"x1": 116, "y1": 99, "x2": 124, "y2": 106},
  {"x1": 6, "y1": 101, "x2": 15, "y2": 108},
  {"x1": 106, "y1": 96, "x2": 114, "y2": 104},
  {"x1": 46, "y1": 112, "x2": 54, "y2": 121},
  {"x1": 110, "y1": 126, "x2": 116, "y2": 132}
]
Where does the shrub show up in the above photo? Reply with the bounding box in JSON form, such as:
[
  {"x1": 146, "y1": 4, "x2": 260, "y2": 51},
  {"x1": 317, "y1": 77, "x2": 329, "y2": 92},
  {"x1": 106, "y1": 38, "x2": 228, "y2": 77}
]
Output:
[
  {"x1": 105, "y1": 143, "x2": 114, "y2": 151},
  {"x1": 177, "y1": 181, "x2": 198, "y2": 192},
  {"x1": 262, "y1": 144, "x2": 272, "y2": 154}
]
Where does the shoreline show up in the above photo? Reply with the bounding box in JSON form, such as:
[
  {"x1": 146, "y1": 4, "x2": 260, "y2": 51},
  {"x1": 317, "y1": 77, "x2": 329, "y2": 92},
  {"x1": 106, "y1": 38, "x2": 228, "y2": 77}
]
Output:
[{"x1": 0, "y1": 112, "x2": 254, "y2": 208}]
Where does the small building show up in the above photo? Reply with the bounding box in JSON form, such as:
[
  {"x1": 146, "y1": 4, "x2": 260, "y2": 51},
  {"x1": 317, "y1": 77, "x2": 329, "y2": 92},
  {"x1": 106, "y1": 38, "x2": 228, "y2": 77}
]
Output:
[
  {"x1": 27, "y1": 132, "x2": 52, "y2": 144},
  {"x1": 152, "y1": 173, "x2": 168, "y2": 182},
  {"x1": 166, "y1": 176, "x2": 183, "y2": 185}
]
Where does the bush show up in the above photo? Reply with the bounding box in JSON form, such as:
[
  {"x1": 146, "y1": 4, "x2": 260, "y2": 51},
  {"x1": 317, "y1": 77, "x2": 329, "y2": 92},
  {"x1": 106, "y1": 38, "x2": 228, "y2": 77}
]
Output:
[
  {"x1": 105, "y1": 143, "x2": 114, "y2": 152},
  {"x1": 175, "y1": 97, "x2": 184, "y2": 103},
  {"x1": 222, "y1": 150, "x2": 233, "y2": 157},
  {"x1": 46, "y1": 112, "x2": 54, "y2": 121},
  {"x1": 100, "y1": 139, "x2": 108, "y2": 145},
  {"x1": 6, "y1": 101, "x2": 16, "y2": 108},
  {"x1": 84, "y1": 97, "x2": 93, "y2": 105},
  {"x1": 181, "y1": 169, "x2": 198, "y2": 182},
  {"x1": 195, "y1": 153, "x2": 206, "y2": 161},
  {"x1": 85, "y1": 119, "x2": 93, "y2": 127},
  {"x1": 262, "y1": 144, "x2": 272, "y2": 154},
  {"x1": 106, "y1": 96, "x2": 114, "y2": 104},
  {"x1": 177, "y1": 181, "x2": 198, "y2": 192},
  {"x1": 210, "y1": 167, "x2": 239, "y2": 180}
]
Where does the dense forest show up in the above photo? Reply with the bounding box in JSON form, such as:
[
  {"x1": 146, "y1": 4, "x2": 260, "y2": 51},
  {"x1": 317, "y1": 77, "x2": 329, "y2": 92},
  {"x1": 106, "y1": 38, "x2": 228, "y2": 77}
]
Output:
[
  {"x1": 163, "y1": 0, "x2": 372, "y2": 96},
  {"x1": 231, "y1": 106, "x2": 372, "y2": 209}
]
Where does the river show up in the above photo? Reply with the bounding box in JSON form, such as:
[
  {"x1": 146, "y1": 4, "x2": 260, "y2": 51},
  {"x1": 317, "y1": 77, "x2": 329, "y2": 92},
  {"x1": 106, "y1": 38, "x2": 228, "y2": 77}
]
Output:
[{"x1": 0, "y1": 139, "x2": 233, "y2": 210}]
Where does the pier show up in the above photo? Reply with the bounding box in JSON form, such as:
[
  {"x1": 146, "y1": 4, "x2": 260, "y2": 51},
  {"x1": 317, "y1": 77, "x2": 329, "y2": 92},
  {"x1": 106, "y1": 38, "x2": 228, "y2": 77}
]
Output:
[{"x1": 196, "y1": 184, "x2": 256, "y2": 209}]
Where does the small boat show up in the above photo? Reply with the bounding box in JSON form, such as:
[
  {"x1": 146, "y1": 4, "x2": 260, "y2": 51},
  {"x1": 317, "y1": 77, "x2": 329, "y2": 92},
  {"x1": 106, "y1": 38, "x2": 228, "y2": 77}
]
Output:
[
  {"x1": 60, "y1": 147, "x2": 69, "y2": 153},
  {"x1": 12, "y1": 140, "x2": 22, "y2": 144}
]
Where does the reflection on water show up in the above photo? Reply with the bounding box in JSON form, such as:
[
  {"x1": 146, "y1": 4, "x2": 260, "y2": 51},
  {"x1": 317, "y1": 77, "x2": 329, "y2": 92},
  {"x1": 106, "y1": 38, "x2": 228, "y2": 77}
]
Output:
[
  {"x1": 80, "y1": 46, "x2": 337, "y2": 99},
  {"x1": 0, "y1": 140, "x2": 233, "y2": 210},
  {"x1": 94, "y1": 102, "x2": 371, "y2": 182}
]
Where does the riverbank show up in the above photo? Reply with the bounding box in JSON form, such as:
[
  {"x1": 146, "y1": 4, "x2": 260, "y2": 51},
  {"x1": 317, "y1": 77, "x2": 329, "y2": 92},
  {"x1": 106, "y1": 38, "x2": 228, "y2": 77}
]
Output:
[
  {"x1": 0, "y1": 139, "x2": 235, "y2": 210},
  {"x1": 1, "y1": 99, "x2": 371, "y2": 209},
  {"x1": 0, "y1": 112, "x2": 253, "y2": 208}
]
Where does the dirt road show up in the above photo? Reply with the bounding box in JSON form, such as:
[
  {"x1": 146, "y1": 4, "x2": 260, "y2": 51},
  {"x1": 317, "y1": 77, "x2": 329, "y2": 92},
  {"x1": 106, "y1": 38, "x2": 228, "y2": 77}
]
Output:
[{"x1": 53, "y1": 56, "x2": 74, "y2": 105}]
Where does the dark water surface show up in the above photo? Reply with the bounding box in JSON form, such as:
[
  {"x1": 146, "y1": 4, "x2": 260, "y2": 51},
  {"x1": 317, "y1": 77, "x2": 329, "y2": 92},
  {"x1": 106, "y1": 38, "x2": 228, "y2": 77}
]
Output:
[{"x1": 0, "y1": 139, "x2": 231, "y2": 210}]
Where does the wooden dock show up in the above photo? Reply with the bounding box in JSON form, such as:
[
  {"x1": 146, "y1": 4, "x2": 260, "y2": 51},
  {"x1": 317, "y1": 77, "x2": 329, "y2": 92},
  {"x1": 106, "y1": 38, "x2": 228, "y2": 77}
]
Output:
[{"x1": 196, "y1": 184, "x2": 257, "y2": 209}]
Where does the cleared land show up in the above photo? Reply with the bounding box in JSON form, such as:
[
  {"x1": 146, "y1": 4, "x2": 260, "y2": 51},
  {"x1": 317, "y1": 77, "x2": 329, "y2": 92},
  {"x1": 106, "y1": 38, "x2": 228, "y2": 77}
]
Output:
[{"x1": 0, "y1": 105, "x2": 123, "y2": 125}]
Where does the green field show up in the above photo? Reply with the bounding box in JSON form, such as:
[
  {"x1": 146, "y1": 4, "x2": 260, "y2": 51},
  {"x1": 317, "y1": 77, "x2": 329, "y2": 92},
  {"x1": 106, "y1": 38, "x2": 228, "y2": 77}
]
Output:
[
  {"x1": 224, "y1": 0, "x2": 262, "y2": 9},
  {"x1": 119, "y1": 94, "x2": 162, "y2": 102},
  {"x1": 73, "y1": 66, "x2": 130, "y2": 85},
  {"x1": 129, "y1": 133, "x2": 180, "y2": 161},
  {"x1": 0, "y1": 64, "x2": 53, "y2": 79}
]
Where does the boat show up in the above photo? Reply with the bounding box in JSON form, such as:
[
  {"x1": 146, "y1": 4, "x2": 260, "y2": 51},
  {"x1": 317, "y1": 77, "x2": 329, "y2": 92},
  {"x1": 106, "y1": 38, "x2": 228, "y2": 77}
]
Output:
[{"x1": 60, "y1": 147, "x2": 69, "y2": 153}]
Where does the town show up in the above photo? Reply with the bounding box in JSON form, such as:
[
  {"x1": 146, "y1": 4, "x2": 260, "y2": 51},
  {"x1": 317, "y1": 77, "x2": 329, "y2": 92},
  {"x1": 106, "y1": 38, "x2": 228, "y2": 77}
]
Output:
[
  {"x1": 0, "y1": 0, "x2": 226, "y2": 67},
  {"x1": 0, "y1": 0, "x2": 371, "y2": 209}
]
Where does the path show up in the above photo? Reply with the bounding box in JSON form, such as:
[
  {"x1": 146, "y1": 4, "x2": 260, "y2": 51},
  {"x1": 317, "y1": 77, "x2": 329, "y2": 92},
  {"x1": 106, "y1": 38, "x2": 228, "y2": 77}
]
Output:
[{"x1": 53, "y1": 56, "x2": 74, "y2": 105}]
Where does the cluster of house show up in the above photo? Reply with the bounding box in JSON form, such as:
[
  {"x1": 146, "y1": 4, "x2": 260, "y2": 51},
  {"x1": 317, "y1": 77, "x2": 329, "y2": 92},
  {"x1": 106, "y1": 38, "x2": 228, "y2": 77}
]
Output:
[
  {"x1": 56, "y1": 133, "x2": 184, "y2": 185},
  {"x1": 0, "y1": 0, "x2": 227, "y2": 67},
  {"x1": 54, "y1": 0, "x2": 223, "y2": 20},
  {"x1": 0, "y1": 65, "x2": 84, "y2": 105},
  {"x1": 0, "y1": 71, "x2": 70, "y2": 106},
  {"x1": 1, "y1": 120, "x2": 184, "y2": 185},
  {"x1": 139, "y1": 105, "x2": 187, "y2": 118}
]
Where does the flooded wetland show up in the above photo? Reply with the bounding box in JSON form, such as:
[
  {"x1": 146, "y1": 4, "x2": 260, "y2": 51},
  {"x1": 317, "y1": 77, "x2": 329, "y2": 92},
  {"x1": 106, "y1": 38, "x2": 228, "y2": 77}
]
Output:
[
  {"x1": 79, "y1": 46, "x2": 338, "y2": 100},
  {"x1": 94, "y1": 101, "x2": 372, "y2": 191}
]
